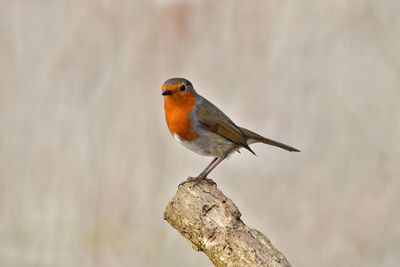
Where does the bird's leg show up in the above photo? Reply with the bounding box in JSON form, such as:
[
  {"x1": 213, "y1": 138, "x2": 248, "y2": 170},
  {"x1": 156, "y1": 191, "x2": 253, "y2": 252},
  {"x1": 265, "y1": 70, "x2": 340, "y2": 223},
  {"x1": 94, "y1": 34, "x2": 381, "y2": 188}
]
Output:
[
  {"x1": 197, "y1": 157, "x2": 218, "y2": 178},
  {"x1": 197, "y1": 155, "x2": 227, "y2": 179},
  {"x1": 179, "y1": 157, "x2": 221, "y2": 188},
  {"x1": 183, "y1": 157, "x2": 218, "y2": 185},
  {"x1": 179, "y1": 155, "x2": 227, "y2": 188}
]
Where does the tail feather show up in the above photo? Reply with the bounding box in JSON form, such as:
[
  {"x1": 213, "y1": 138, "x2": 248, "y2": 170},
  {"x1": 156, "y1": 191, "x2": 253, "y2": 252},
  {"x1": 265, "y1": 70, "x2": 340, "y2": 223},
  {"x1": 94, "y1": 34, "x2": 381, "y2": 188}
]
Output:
[{"x1": 240, "y1": 127, "x2": 300, "y2": 152}]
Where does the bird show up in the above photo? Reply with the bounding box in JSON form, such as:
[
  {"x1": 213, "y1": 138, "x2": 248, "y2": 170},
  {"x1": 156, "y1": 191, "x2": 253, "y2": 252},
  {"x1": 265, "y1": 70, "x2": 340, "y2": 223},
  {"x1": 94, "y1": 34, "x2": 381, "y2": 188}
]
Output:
[{"x1": 161, "y1": 77, "x2": 299, "y2": 181}]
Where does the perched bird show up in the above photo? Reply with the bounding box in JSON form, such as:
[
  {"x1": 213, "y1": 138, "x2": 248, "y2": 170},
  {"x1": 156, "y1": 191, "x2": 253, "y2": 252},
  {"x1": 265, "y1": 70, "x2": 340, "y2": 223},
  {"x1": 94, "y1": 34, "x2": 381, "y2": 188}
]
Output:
[{"x1": 162, "y1": 78, "x2": 299, "y2": 180}]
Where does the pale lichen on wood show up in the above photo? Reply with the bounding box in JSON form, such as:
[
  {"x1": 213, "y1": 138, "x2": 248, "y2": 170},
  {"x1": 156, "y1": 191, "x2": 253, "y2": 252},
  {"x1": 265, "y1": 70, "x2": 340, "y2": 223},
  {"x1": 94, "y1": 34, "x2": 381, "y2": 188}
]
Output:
[{"x1": 164, "y1": 178, "x2": 291, "y2": 267}]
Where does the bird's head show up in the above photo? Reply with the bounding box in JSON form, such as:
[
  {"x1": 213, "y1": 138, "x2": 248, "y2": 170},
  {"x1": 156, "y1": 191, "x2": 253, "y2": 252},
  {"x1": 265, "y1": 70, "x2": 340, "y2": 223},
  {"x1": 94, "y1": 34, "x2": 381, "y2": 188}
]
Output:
[{"x1": 161, "y1": 78, "x2": 197, "y2": 106}]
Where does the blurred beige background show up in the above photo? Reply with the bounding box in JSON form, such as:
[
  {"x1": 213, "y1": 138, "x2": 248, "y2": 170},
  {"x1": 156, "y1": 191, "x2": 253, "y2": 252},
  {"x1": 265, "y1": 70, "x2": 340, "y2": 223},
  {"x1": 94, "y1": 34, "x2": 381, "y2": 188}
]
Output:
[{"x1": 1, "y1": 1, "x2": 400, "y2": 266}]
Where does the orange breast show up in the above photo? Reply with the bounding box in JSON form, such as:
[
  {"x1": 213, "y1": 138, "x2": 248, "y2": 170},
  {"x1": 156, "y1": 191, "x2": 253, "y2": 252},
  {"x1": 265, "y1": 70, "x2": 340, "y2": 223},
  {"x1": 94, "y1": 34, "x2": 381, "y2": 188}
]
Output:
[{"x1": 164, "y1": 94, "x2": 197, "y2": 141}]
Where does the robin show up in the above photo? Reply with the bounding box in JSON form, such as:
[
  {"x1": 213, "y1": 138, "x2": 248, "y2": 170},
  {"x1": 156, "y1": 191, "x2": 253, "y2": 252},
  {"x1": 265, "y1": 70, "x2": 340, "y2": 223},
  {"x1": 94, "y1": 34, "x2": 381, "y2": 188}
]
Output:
[{"x1": 162, "y1": 78, "x2": 299, "y2": 181}]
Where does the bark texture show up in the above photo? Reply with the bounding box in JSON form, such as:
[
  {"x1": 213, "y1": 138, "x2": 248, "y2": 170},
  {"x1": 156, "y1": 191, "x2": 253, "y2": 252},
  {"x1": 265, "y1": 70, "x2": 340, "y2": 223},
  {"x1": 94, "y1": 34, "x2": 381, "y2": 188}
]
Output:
[{"x1": 164, "y1": 178, "x2": 291, "y2": 267}]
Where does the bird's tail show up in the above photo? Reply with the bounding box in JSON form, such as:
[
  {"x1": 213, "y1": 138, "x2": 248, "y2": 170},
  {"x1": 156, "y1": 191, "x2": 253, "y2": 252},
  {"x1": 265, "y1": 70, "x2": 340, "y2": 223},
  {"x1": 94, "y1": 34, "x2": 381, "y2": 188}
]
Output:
[{"x1": 240, "y1": 127, "x2": 300, "y2": 152}]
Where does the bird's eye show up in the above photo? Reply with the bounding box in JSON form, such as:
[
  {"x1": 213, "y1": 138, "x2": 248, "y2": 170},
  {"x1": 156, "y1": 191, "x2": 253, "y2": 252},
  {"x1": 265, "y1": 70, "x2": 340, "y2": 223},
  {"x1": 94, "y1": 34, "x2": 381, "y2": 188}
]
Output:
[{"x1": 180, "y1": 84, "x2": 186, "y2": 91}]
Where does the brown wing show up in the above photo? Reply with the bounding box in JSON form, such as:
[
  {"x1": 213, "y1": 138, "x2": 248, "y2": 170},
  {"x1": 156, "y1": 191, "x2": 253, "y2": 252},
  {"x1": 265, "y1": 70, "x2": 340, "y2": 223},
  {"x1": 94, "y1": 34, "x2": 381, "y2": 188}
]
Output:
[{"x1": 196, "y1": 97, "x2": 255, "y2": 155}]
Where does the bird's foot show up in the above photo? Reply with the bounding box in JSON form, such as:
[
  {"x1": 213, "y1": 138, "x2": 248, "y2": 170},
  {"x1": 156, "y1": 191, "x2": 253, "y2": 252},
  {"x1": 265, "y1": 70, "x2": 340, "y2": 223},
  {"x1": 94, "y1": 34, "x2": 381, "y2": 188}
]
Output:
[
  {"x1": 178, "y1": 176, "x2": 203, "y2": 188},
  {"x1": 178, "y1": 176, "x2": 217, "y2": 188}
]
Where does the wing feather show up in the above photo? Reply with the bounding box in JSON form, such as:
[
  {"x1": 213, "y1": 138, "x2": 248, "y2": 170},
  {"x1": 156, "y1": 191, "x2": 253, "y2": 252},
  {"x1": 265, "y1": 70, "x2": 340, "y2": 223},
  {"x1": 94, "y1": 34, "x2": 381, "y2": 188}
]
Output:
[{"x1": 196, "y1": 98, "x2": 255, "y2": 155}]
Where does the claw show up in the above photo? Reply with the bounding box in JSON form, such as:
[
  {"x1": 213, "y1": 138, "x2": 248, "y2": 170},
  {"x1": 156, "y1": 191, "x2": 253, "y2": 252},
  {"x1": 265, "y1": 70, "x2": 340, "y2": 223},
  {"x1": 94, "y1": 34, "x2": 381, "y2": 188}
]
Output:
[
  {"x1": 178, "y1": 176, "x2": 203, "y2": 188},
  {"x1": 177, "y1": 176, "x2": 217, "y2": 188}
]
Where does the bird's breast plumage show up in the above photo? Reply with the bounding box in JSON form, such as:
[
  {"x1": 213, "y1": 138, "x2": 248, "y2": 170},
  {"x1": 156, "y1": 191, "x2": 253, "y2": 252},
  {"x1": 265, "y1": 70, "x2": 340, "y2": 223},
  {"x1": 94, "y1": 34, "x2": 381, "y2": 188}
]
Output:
[{"x1": 164, "y1": 94, "x2": 197, "y2": 142}]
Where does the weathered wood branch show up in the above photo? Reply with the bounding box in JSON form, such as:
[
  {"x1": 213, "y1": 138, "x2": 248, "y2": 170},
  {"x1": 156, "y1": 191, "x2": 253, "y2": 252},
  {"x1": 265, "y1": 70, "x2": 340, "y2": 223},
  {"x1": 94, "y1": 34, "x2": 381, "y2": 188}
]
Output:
[{"x1": 164, "y1": 178, "x2": 291, "y2": 267}]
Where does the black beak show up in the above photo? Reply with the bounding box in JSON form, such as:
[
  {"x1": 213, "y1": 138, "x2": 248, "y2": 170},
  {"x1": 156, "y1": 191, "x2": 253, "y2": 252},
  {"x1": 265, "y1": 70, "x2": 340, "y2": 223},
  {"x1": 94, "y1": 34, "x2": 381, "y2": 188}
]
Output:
[{"x1": 162, "y1": 90, "x2": 173, "y2": 96}]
